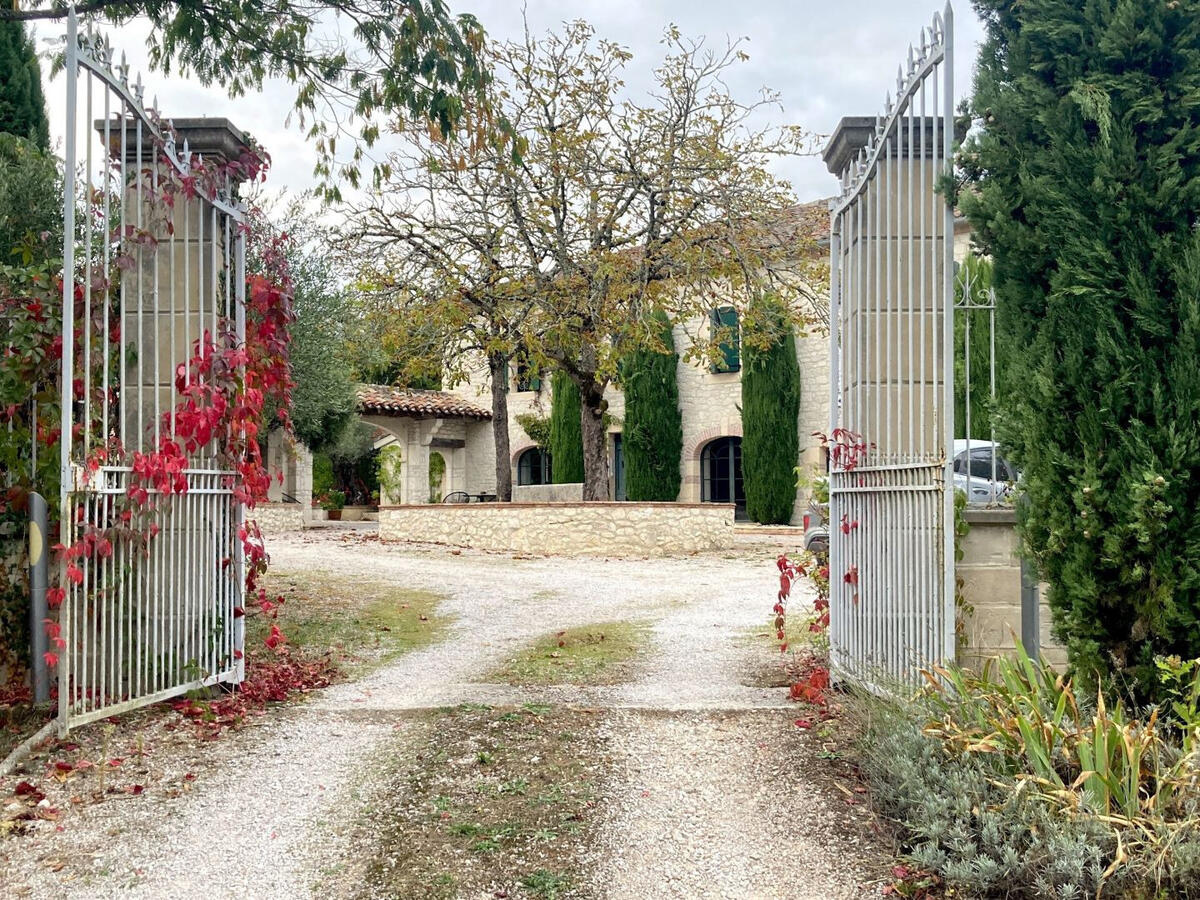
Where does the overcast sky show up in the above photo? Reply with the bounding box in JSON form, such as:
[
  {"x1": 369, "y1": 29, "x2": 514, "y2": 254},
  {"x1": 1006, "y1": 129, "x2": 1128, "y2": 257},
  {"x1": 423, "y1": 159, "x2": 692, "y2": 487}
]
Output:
[{"x1": 39, "y1": 1, "x2": 984, "y2": 207}]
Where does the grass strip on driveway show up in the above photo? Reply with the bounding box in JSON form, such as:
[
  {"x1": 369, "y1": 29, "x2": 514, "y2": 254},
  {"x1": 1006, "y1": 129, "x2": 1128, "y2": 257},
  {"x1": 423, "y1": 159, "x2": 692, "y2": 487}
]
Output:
[
  {"x1": 257, "y1": 571, "x2": 453, "y2": 676},
  {"x1": 484, "y1": 621, "x2": 649, "y2": 686},
  {"x1": 332, "y1": 703, "x2": 608, "y2": 900}
]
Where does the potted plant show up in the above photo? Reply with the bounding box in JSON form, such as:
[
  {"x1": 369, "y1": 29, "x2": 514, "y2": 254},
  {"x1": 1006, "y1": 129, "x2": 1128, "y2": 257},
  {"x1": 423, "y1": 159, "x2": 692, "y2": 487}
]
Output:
[{"x1": 321, "y1": 490, "x2": 346, "y2": 521}]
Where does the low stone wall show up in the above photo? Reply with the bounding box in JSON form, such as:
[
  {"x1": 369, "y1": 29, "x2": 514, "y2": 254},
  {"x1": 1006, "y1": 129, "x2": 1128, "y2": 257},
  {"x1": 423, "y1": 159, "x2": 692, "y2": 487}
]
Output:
[
  {"x1": 254, "y1": 501, "x2": 306, "y2": 534},
  {"x1": 512, "y1": 483, "x2": 585, "y2": 502},
  {"x1": 379, "y1": 502, "x2": 734, "y2": 556},
  {"x1": 957, "y1": 507, "x2": 1067, "y2": 670}
]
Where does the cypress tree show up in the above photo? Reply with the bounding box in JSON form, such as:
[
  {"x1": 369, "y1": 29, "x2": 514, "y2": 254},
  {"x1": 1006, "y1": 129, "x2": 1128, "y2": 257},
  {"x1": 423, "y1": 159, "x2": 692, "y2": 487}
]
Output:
[
  {"x1": 961, "y1": 0, "x2": 1200, "y2": 699},
  {"x1": 0, "y1": 21, "x2": 50, "y2": 151},
  {"x1": 741, "y1": 303, "x2": 800, "y2": 525},
  {"x1": 549, "y1": 369, "x2": 584, "y2": 484},
  {"x1": 622, "y1": 310, "x2": 683, "y2": 501}
]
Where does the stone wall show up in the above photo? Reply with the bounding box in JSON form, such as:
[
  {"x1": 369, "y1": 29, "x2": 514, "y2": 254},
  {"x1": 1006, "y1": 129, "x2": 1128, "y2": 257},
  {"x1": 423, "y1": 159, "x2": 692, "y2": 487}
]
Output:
[
  {"x1": 512, "y1": 483, "x2": 584, "y2": 502},
  {"x1": 379, "y1": 502, "x2": 734, "y2": 556},
  {"x1": 254, "y1": 501, "x2": 306, "y2": 535},
  {"x1": 957, "y1": 507, "x2": 1067, "y2": 670}
]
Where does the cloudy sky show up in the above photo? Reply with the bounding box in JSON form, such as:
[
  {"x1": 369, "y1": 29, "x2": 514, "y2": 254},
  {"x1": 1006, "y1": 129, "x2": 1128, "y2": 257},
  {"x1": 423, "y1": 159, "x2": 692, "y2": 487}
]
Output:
[{"x1": 40, "y1": 1, "x2": 984, "y2": 206}]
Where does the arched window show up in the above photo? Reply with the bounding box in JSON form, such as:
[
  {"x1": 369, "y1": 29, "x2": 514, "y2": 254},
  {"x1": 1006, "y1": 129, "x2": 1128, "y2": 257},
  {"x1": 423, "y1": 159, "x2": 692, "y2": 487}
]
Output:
[
  {"x1": 700, "y1": 437, "x2": 745, "y2": 511},
  {"x1": 517, "y1": 447, "x2": 552, "y2": 486}
]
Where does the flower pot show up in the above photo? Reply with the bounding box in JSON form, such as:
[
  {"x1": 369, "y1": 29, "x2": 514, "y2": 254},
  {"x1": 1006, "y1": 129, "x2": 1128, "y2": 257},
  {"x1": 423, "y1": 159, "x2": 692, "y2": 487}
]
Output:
[{"x1": 326, "y1": 509, "x2": 342, "y2": 521}]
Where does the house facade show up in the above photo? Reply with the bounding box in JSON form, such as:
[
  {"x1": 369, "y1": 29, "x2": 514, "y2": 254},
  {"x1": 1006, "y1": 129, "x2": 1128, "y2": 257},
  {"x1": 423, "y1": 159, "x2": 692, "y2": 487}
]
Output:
[{"x1": 438, "y1": 314, "x2": 831, "y2": 524}]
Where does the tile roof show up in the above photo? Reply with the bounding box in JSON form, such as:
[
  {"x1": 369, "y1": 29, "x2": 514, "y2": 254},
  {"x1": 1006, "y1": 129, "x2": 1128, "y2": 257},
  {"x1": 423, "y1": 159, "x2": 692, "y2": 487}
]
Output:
[{"x1": 356, "y1": 384, "x2": 492, "y2": 420}]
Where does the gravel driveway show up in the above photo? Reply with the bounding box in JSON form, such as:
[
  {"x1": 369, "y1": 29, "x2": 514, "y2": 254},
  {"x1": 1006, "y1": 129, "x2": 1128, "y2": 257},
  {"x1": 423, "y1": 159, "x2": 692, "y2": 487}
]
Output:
[{"x1": 1, "y1": 528, "x2": 887, "y2": 899}]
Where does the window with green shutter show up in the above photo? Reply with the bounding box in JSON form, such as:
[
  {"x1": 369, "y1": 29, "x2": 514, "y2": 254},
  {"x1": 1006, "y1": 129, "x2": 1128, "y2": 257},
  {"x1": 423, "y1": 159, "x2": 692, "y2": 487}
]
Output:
[
  {"x1": 515, "y1": 359, "x2": 542, "y2": 392},
  {"x1": 709, "y1": 306, "x2": 741, "y2": 373}
]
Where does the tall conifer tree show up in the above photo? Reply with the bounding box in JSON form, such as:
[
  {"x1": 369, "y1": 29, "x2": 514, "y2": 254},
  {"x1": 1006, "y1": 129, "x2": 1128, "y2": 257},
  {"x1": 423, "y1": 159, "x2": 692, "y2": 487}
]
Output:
[
  {"x1": 742, "y1": 302, "x2": 800, "y2": 525},
  {"x1": 622, "y1": 310, "x2": 682, "y2": 501},
  {"x1": 549, "y1": 369, "x2": 584, "y2": 484},
  {"x1": 961, "y1": 0, "x2": 1200, "y2": 698},
  {"x1": 0, "y1": 21, "x2": 50, "y2": 150}
]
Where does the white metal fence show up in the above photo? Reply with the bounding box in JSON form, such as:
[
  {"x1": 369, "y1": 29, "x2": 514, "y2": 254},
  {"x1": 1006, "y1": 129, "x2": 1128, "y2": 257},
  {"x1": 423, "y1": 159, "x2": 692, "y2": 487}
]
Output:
[
  {"x1": 826, "y1": 4, "x2": 956, "y2": 690},
  {"x1": 58, "y1": 8, "x2": 246, "y2": 731}
]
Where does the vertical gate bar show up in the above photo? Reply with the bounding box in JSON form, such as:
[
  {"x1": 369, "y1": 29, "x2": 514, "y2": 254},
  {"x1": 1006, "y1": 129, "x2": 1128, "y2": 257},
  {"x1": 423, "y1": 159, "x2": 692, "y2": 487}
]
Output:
[
  {"x1": 941, "y1": 2, "x2": 957, "y2": 666},
  {"x1": 118, "y1": 99, "x2": 128, "y2": 451},
  {"x1": 136, "y1": 117, "x2": 144, "y2": 453},
  {"x1": 81, "y1": 496, "x2": 90, "y2": 713},
  {"x1": 878, "y1": 126, "x2": 888, "y2": 460},
  {"x1": 854, "y1": 159, "x2": 863, "y2": 437},
  {"x1": 919, "y1": 52, "x2": 928, "y2": 461},
  {"x1": 184, "y1": 178, "x2": 191, "y2": 390},
  {"x1": 990, "y1": 299, "x2": 998, "y2": 497},
  {"x1": 170, "y1": 164, "x2": 177, "y2": 436},
  {"x1": 235, "y1": 226, "x2": 247, "y2": 681},
  {"x1": 884, "y1": 114, "x2": 892, "y2": 464},
  {"x1": 829, "y1": 202, "x2": 843, "y2": 674},
  {"x1": 829, "y1": 213, "x2": 842, "y2": 465},
  {"x1": 152, "y1": 149, "x2": 161, "y2": 450},
  {"x1": 83, "y1": 71, "x2": 94, "y2": 457},
  {"x1": 211, "y1": 206, "x2": 218, "y2": 353},
  {"x1": 102, "y1": 89, "x2": 111, "y2": 442},
  {"x1": 902, "y1": 90, "x2": 912, "y2": 458},
  {"x1": 58, "y1": 7, "x2": 79, "y2": 735},
  {"x1": 197, "y1": 189, "x2": 205, "y2": 402}
]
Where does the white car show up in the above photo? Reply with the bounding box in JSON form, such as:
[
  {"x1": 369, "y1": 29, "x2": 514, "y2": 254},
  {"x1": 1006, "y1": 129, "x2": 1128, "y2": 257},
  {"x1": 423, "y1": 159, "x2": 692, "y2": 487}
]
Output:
[{"x1": 952, "y1": 439, "x2": 1018, "y2": 504}]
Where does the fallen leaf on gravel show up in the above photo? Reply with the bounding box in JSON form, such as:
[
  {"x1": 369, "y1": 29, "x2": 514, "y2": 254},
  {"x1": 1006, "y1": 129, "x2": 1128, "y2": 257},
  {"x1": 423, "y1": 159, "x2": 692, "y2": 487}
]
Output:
[
  {"x1": 794, "y1": 719, "x2": 812, "y2": 729},
  {"x1": 127, "y1": 784, "x2": 144, "y2": 795},
  {"x1": 15, "y1": 781, "x2": 44, "y2": 801}
]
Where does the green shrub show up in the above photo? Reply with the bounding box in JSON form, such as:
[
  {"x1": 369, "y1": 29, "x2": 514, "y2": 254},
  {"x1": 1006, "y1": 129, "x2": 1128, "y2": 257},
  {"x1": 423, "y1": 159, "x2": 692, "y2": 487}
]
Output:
[
  {"x1": 312, "y1": 453, "x2": 334, "y2": 496},
  {"x1": 621, "y1": 309, "x2": 682, "y2": 501},
  {"x1": 548, "y1": 370, "x2": 583, "y2": 483},
  {"x1": 961, "y1": 0, "x2": 1200, "y2": 701},
  {"x1": 377, "y1": 444, "x2": 402, "y2": 503},
  {"x1": 428, "y1": 450, "x2": 445, "y2": 503},
  {"x1": 860, "y1": 647, "x2": 1200, "y2": 898},
  {"x1": 515, "y1": 412, "x2": 551, "y2": 448},
  {"x1": 741, "y1": 301, "x2": 799, "y2": 524}
]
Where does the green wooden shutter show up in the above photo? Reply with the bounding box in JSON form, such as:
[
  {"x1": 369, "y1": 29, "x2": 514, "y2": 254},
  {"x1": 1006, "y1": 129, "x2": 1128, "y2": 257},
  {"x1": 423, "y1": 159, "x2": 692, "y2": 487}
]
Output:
[{"x1": 710, "y1": 307, "x2": 740, "y2": 373}]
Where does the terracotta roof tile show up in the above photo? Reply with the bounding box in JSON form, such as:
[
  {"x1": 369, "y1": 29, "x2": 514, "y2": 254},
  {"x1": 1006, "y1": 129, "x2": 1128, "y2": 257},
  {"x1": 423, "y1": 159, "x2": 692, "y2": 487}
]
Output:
[{"x1": 356, "y1": 384, "x2": 492, "y2": 420}]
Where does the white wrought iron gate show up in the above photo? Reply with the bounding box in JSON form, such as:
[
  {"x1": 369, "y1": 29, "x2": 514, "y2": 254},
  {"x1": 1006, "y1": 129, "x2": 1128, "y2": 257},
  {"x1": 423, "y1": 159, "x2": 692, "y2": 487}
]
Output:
[
  {"x1": 58, "y1": 8, "x2": 246, "y2": 731},
  {"x1": 826, "y1": 4, "x2": 956, "y2": 689}
]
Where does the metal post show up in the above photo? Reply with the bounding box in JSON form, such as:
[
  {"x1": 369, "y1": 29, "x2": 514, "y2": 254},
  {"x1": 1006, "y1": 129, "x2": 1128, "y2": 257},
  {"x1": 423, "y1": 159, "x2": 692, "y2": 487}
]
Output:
[
  {"x1": 58, "y1": 4, "x2": 79, "y2": 737},
  {"x1": 940, "y1": 1, "x2": 957, "y2": 665},
  {"x1": 28, "y1": 494, "x2": 50, "y2": 704}
]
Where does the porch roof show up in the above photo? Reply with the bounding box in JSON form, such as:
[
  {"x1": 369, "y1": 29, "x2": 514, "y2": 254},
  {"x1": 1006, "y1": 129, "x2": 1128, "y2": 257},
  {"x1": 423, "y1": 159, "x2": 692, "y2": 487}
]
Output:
[{"x1": 356, "y1": 384, "x2": 492, "y2": 420}]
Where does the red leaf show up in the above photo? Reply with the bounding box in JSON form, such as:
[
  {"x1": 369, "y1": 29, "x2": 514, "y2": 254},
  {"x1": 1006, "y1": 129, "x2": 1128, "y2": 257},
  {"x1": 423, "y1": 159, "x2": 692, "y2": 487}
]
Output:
[{"x1": 15, "y1": 781, "x2": 45, "y2": 801}]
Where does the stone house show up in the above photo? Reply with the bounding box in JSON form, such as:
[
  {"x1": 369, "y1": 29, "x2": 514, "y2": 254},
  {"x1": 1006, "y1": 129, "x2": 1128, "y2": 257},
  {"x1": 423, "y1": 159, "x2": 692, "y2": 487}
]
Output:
[{"x1": 358, "y1": 201, "x2": 839, "y2": 523}]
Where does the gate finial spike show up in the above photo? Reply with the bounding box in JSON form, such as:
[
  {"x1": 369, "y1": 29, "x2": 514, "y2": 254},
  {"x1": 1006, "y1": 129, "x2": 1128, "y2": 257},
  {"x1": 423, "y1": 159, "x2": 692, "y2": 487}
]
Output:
[
  {"x1": 134, "y1": 72, "x2": 144, "y2": 104},
  {"x1": 908, "y1": 45, "x2": 916, "y2": 75},
  {"x1": 884, "y1": 91, "x2": 892, "y2": 115},
  {"x1": 897, "y1": 65, "x2": 905, "y2": 93},
  {"x1": 119, "y1": 51, "x2": 128, "y2": 84}
]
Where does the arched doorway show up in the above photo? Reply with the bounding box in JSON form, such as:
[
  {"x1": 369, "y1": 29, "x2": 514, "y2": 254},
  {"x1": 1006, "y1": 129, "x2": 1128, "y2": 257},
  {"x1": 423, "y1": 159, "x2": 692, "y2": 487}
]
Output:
[
  {"x1": 517, "y1": 447, "x2": 552, "y2": 485},
  {"x1": 700, "y1": 436, "x2": 745, "y2": 516}
]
